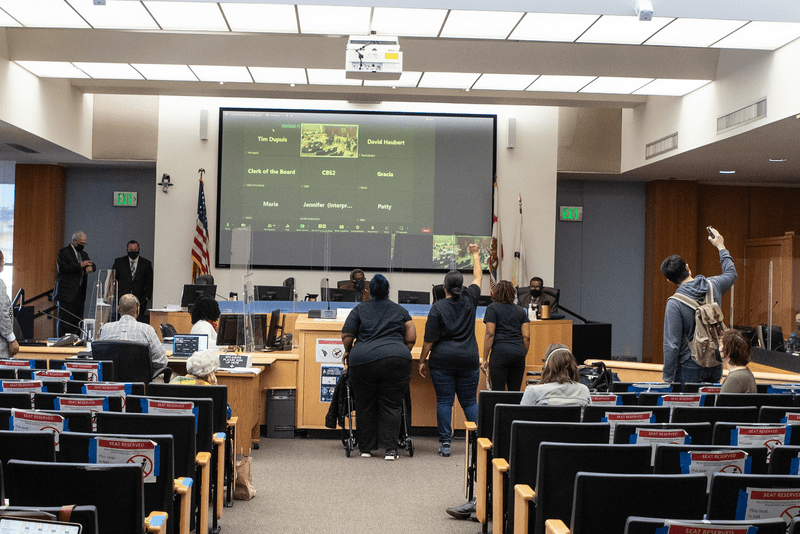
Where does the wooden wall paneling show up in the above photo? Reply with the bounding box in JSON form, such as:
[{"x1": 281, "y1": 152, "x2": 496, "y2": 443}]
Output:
[
  {"x1": 14, "y1": 164, "x2": 66, "y2": 339},
  {"x1": 695, "y1": 185, "x2": 749, "y2": 327},
  {"x1": 747, "y1": 187, "x2": 800, "y2": 240},
  {"x1": 642, "y1": 180, "x2": 698, "y2": 365}
]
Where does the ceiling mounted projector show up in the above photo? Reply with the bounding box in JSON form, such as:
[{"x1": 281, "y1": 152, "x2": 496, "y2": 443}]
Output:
[{"x1": 345, "y1": 35, "x2": 402, "y2": 80}]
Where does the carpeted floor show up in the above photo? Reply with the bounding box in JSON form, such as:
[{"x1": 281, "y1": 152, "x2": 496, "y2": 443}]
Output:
[{"x1": 220, "y1": 435, "x2": 484, "y2": 534}]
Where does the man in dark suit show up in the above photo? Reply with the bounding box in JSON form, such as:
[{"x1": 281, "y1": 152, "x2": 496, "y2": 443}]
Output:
[
  {"x1": 112, "y1": 240, "x2": 153, "y2": 322},
  {"x1": 53, "y1": 231, "x2": 96, "y2": 336}
]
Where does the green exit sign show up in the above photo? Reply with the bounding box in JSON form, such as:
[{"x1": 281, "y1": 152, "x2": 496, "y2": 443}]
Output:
[
  {"x1": 113, "y1": 191, "x2": 138, "y2": 207},
  {"x1": 559, "y1": 206, "x2": 583, "y2": 221}
]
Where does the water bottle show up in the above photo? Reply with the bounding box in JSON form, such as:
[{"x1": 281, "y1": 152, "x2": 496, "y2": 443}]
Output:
[{"x1": 529, "y1": 303, "x2": 537, "y2": 321}]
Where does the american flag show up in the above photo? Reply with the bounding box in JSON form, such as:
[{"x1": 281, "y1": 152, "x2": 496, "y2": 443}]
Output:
[{"x1": 191, "y1": 175, "x2": 211, "y2": 280}]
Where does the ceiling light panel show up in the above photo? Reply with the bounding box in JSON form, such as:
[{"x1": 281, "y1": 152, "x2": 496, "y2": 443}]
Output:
[
  {"x1": 472, "y1": 73, "x2": 538, "y2": 91},
  {"x1": 143, "y1": 1, "x2": 228, "y2": 32},
  {"x1": 645, "y1": 18, "x2": 746, "y2": 48},
  {"x1": 190, "y1": 65, "x2": 253, "y2": 83},
  {"x1": 14, "y1": 60, "x2": 90, "y2": 78},
  {"x1": 131, "y1": 64, "x2": 198, "y2": 81},
  {"x1": 712, "y1": 21, "x2": 800, "y2": 50},
  {"x1": 66, "y1": 0, "x2": 159, "y2": 30},
  {"x1": 526, "y1": 75, "x2": 596, "y2": 92},
  {"x1": 0, "y1": 8, "x2": 21, "y2": 27},
  {"x1": 440, "y1": 10, "x2": 524, "y2": 40},
  {"x1": 0, "y1": 0, "x2": 89, "y2": 28},
  {"x1": 418, "y1": 72, "x2": 480, "y2": 89},
  {"x1": 577, "y1": 15, "x2": 673, "y2": 45},
  {"x1": 633, "y1": 78, "x2": 711, "y2": 96},
  {"x1": 220, "y1": 3, "x2": 298, "y2": 33},
  {"x1": 580, "y1": 76, "x2": 653, "y2": 94},
  {"x1": 306, "y1": 68, "x2": 363, "y2": 86},
  {"x1": 297, "y1": 5, "x2": 370, "y2": 35},
  {"x1": 371, "y1": 7, "x2": 447, "y2": 38},
  {"x1": 249, "y1": 67, "x2": 307, "y2": 84},
  {"x1": 509, "y1": 13, "x2": 599, "y2": 42},
  {"x1": 72, "y1": 62, "x2": 144, "y2": 80},
  {"x1": 363, "y1": 71, "x2": 422, "y2": 87}
]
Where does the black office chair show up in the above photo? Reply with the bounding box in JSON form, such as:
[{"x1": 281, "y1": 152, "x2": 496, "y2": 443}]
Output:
[
  {"x1": 160, "y1": 324, "x2": 177, "y2": 339},
  {"x1": 90, "y1": 340, "x2": 172, "y2": 384},
  {"x1": 336, "y1": 280, "x2": 350, "y2": 289},
  {"x1": 283, "y1": 277, "x2": 295, "y2": 300},
  {"x1": 432, "y1": 284, "x2": 445, "y2": 302},
  {"x1": 193, "y1": 274, "x2": 214, "y2": 285}
]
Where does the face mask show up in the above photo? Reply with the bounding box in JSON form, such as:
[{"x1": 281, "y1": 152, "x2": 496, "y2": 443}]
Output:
[
  {"x1": 75, "y1": 244, "x2": 84, "y2": 252},
  {"x1": 355, "y1": 279, "x2": 365, "y2": 290},
  {"x1": 530, "y1": 289, "x2": 542, "y2": 298},
  {"x1": 128, "y1": 251, "x2": 139, "y2": 260}
]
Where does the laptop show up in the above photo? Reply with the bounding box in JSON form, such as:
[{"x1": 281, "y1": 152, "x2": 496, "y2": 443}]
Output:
[
  {"x1": 0, "y1": 517, "x2": 82, "y2": 533},
  {"x1": 172, "y1": 333, "x2": 209, "y2": 358}
]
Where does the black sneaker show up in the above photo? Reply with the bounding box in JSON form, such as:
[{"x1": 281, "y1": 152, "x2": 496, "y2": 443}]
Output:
[
  {"x1": 438, "y1": 443, "x2": 451, "y2": 457},
  {"x1": 384, "y1": 449, "x2": 398, "y2": 461},
  {"x1": 446, "y1": 499, "x2": 476, "y2": 519}
]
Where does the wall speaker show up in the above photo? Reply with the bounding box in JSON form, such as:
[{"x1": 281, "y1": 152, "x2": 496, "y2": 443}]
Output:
[
  {"x1": 200, "y1": 109, "x2": 209, "y2": 141},
  {"x1": 507, "y1": 117, "x2": 516, "y2": 149}
]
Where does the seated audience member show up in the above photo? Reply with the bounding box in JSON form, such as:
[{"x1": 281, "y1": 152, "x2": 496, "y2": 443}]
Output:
[
  {"x1": 481, "y1": 280, "x2": 530, "y2": 391},
  {"x1": 720, "y1": 329, "x2": 757, "y2": 393},
  {"x1": 339, "y1": 269, "x2": 370, "y2": 302},
  {"x1": 518, "y1": 277, "x2": 559, "y2": 314},
  {"x1": 190, "y1": 295, "x2": 220, "y2": 345},
  {"x1": 341, "y1": 274, "x2": 415, "y2": 461},
  {"x1": 99, "y1": 293, "x2": 167, "y2": 369},
  {"x1": 171, "y1": 349, "x2": 219, "y2": 385},
  {"x1": 521, "y1": 344, "x2": 590, "y2": 406}
]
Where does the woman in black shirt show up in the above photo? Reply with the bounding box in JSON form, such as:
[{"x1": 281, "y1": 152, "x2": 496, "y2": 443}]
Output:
[
  {"x1": 342, "y1": 274, "x2": 416, "y2": 461},
  {"x1": 419, "y1": 243, "x2": 482, "y2": 457},
  {"x1": 481, "y1": 280, "x2": 530, "y2": 391}
]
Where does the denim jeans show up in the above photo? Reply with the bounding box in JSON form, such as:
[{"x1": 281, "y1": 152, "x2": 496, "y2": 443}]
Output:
[
  {"x1": 675, "y1": 358, "x2": 723, "y2": 384},
  {"x1": 429, "y1": 366, "x2": 480, "y2": 444}
]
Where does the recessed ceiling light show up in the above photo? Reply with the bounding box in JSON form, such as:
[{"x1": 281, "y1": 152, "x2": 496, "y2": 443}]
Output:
[
  {"x1": 440, "y1": 9, "x2": 523, "y2": 40},
  {"x1": 143, "y1": 1, "x2": 228, "y2": 32},
  {"x1": 719, "y1": 170, "x2": 736, "y2": 174},
  {"x1": 769, "y1": 158, "x2": 787, "y2": 162}
]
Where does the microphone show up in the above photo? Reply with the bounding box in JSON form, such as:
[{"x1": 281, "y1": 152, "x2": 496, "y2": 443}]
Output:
[
  {"x1": 55, "y1": 305, "x2": 87, "y2": 325},
  {"x1": 42, "y1": 309, "x2": 89, "y2": 341},
  {"x1": 215, "y1": 293, "x2": 230, "y2": 301}
]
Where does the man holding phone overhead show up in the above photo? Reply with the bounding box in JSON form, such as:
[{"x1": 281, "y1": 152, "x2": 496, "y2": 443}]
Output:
[{"x1": 660, "y1": 226, "x2": 737, "y2": 384}]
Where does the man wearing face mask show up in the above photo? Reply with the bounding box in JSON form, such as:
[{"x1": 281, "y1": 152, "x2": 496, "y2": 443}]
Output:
[
  {"x1": 340, "y1": 269, "x2": 370, "y2": 302},
  {"x1": 112, "y1": 240, "x2": 154, "y2": 322},
  {"x1": 53, "y1": 231, "x2": 96, "y2": 336},
  {"x1": 519, "y1": 277, "x2": 559, "y2": 314}
]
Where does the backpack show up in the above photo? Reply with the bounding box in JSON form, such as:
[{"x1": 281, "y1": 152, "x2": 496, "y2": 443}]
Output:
[
  {"x1": 579, "y1": 361, "x2": 619, "y2": 392},
  {"x1": 668, "y1": 284, "x2": 725, "y2": 367}
]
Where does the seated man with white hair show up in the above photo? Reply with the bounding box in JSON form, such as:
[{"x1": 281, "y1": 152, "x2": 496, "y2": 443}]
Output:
[{"x1": 170, "y1": 349, "x2": 219, "y2": 385}]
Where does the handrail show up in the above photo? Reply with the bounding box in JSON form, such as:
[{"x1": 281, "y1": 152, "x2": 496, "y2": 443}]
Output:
[
  {"x1": 33, "y1": 304, "x2": 59, "y2": 320},
  {"x1": 12, "y1": 288, "x2": 24, "y2": 312}
]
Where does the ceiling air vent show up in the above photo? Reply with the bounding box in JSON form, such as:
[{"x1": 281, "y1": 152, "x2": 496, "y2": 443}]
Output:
[
  {"x1": 5, "y1": 143, "x2": 38, "y2": 154},
  {"x1": 717, "y1": 98, "x2": 767, "y2": 134},
  {"x1": 645, "y1": 132, "x2": 678, "y2": 160}
]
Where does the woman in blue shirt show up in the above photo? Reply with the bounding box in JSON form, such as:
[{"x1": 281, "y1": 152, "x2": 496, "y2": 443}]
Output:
[{"x1": 342, "y1": 274, "x2": 416, "y2": 461}]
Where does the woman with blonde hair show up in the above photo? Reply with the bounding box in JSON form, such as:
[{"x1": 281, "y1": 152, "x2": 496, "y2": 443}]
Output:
[{"x1": 521, "y1": 344, "x2": 590, "y2": 406}]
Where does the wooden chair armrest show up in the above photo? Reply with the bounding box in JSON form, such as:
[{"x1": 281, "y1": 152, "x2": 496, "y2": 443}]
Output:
[
  {"x1": 145, "y1": 511, "x2": 168, "y2": 533},
  {"x1": 514, "y1": 484, "x2": 535, "y2": 534},
  {"x1": 196, "y1": 452, "x2": 211, "y2": 534},
  {"x1": 476, "y1": 437, "x2": 493, "y2": 524},
  {"x1": 464, "y1": 421, "x2": 477, "y2": 432},
  {"x1": 174, "y1": 478, "x2": 193, "y2": 534},
  {"x1": 492, "y1": 459, "x2": 510, "y2": 534},
  {"x1": 214, "y1": 432, "x2": 225, "y2": 520},
  {"x1": 545, "y1": 519, "x2": 570, "y2": 534},
  {"x1": 227, "y1": 416, "x2": 238, "y2": 427}
]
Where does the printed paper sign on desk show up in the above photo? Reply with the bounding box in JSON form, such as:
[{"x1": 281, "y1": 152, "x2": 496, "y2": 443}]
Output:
[
  {"x1": 316, "y1": 338, "x2": 345, "y2": 364},
  {"x1": 90, "y1": 437, "x2": 160, "y2": 483}
]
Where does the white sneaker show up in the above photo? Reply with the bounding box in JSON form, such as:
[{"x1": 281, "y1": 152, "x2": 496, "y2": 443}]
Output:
[
  {"x1": 360, "y1": 452, "x2": 372, "y2": 458},
  {"x1": 385, "y1": 449, "x2": 398, "y2": 461}
]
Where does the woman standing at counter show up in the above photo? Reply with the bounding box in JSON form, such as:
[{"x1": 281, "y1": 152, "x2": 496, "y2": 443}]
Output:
[
  {"x1": 419, "y1": 243, "x2": 482, "y2": 458},
  {"x1": 341, "y1": 274, "x2": 416, "y2": 461},
  {"x1": 481, "y1": 280, "x2": 530, "y2": 391}
]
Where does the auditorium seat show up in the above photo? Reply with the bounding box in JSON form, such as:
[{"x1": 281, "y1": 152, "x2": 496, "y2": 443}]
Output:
[
  {"x1": 624, "y1": 516, "x2": 787, "y2": 534},
  {"x1": 90, "y1": 340, "x2": 172, "y2": 384},
  {"x1": 707, "y1": 473, "x2": 800, "y2": 521}
]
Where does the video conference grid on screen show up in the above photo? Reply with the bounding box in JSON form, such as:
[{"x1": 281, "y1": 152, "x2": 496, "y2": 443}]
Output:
[{"x1": 216, "y1": 109, "x2": 496, "y2": 272}]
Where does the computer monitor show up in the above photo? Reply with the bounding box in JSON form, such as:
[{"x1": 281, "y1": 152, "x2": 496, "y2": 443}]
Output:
[
  {"x1": 172, "y1": 333, "x2": 209, "y2": 357},
  {"x1": 398, "y1": 290, "x2": 430, "y2": 305},
  {"x1": 216, "y1": 313, "x2": 244, "y2": 346},
  {"x1": 321, "y1": 287, "x2": 357, "y2": 302},
  {"x1": 254, "y1": 285, "x2": 292, "y2": 301},
  {"x1": 249, "y1": 313, "x2": 268, "y2": 348},
  {"x1": 733, "y1": 325, "x2": 758, "y2": 347},
  {"x1": 180, "y1": 284, "x2": 217, "y2": 308},
  {"x1": 265, "y1": 309, "x2": 286, "y2": 351}
]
